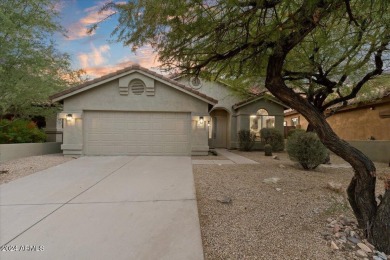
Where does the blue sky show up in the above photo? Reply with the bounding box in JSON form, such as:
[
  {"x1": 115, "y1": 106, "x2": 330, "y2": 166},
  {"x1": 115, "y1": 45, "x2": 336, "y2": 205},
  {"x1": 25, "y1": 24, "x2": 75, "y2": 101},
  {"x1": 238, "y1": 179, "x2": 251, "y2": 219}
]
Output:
[{"x1": 56, "y1": 0, "x2": 159, "y2": 78}]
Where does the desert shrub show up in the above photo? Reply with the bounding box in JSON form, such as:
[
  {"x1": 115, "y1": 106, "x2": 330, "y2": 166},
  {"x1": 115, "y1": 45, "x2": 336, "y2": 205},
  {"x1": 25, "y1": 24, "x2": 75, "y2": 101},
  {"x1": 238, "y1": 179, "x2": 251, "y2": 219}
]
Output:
[
  {"x1": 287, "y1": 128, "x2": 305, "y2": 138},
  {"x1": 260, "y1": 128, "x2": 285, "y2": 151},
  {"x1": 0, "y1": 119, "x2": 46, "y2": 144},
  {"x1": 264, "y1": 144, "x2": 272, "y2": 156},
  {"x1": 287, "y1": 131, "x2": 327, "y2": 170},
  {"x1": 238, "y1": 130, "x2": 256, "y2": 151}
]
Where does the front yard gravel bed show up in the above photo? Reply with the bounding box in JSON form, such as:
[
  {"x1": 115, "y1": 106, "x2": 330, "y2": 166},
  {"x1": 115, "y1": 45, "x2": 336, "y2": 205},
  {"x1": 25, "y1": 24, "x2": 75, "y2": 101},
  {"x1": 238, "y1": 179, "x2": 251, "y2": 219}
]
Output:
[
  {"x1": 193, "y1": 151, "x2": 388, "y2": 259},
  {"x1": 0, "y1": 154, "x2": 74, "y2": 184}
]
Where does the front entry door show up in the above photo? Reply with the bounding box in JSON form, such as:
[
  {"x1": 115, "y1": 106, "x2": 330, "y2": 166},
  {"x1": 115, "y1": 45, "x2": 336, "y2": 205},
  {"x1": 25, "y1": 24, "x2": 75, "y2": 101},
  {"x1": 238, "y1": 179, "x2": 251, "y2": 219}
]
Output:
[{"x1": 210, "y1": 110, "x2": 228, "y2": 148}]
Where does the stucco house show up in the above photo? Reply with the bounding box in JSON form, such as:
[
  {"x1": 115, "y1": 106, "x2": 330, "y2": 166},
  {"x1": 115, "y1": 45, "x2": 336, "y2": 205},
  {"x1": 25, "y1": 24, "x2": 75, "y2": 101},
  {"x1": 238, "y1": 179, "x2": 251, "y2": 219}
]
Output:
[{"x1": 50, "y1": 65, "x2": 286, "y2": 156}]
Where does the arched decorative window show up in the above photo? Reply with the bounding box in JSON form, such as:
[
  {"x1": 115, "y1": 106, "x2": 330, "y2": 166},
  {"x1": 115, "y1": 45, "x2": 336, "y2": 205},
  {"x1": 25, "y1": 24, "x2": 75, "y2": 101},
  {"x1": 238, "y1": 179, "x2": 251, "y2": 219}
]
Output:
[
  {"x1": 129, "y1": 79, "x2": 145, "y2": 95},
  {"x1": 249, "y1": 108, "x2": 275, "y2": 140}
]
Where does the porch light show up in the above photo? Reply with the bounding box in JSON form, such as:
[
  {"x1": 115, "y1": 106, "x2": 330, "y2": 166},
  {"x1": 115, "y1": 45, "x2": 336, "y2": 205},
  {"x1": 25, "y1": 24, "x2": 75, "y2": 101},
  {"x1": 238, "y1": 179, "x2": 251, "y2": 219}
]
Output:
[
  {"x1": 207, "y1": 121, "x2": 210, "y2": 127},
  {"x1": 199, "y1": 116, "x2": 204, "y2": 125},
  {"x1": 66, "y1": 113, "x2": 73, "y2": 121}
]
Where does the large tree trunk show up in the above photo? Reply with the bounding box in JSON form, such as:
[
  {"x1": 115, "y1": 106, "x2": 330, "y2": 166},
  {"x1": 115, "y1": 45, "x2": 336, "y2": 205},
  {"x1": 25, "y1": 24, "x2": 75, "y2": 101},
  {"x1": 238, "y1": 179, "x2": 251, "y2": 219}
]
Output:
[{"x1": 265, "y1": 55, "x2": 390, "y2": 254}]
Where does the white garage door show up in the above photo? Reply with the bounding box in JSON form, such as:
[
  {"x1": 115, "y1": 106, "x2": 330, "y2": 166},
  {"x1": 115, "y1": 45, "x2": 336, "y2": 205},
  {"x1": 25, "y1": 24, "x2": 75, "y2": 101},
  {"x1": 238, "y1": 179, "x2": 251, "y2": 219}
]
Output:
[{"x1": 84, "y1": 111, "x2": 191, "y2": 155}]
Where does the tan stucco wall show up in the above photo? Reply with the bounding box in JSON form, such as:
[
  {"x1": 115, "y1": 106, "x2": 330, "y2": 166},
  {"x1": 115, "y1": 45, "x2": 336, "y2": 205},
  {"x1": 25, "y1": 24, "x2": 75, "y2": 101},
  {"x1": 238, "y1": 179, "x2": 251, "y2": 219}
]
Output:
[
  {"x1": 285, "y1": 102, "x2": 390, "y2": 140},
  {"x1": 327, "y1": 103, "x2": 390, "y2": 140},
  {"x1": 64, "y1": 74, "x2": 208, "y2": 113},
  {"x1": 284, "y1": 113, "x2": 309, "y2": 130},
  {"x1": 177, "y1": 77, "x2": 242, "y2": 149},
  {"x1": 177, "y1": 77, "x2": 287, "y2": 149},
  {"x1": 0, "y1": 142, "x2": 62, "y2": 163},
  {"x1": 348, "y1": 140, "x2": 390, "y2": 163},
  {"x1": 61, "y1": 72, "x2": 210, "y2": 155},
  {"x1": 176, "y1": 77, "x2": 241, "y2": 114}
]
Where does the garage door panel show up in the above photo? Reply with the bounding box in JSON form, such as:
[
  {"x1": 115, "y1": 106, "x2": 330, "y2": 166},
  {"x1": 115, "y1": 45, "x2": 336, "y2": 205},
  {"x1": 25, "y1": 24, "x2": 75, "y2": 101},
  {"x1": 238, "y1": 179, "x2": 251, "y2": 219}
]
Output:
[{"x1": 84, "y1": 112, "x2": 190, "y2": 155}]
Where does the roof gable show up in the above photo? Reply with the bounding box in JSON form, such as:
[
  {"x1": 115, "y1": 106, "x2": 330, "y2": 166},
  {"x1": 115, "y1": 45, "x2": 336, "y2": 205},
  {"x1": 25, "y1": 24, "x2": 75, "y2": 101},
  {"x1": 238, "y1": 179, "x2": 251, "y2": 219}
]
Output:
[
  {"x1": 50, "y1": 65, "x2": 217, "y2": 105},
  {"x1": 233, "y1": 93, "x2": 288, "y2": 110}
]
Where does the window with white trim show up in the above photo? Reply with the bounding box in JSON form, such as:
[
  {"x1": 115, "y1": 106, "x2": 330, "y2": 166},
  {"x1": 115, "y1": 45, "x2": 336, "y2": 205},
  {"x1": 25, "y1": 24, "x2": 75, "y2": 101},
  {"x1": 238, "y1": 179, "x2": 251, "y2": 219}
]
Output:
[{"x1": 249, "y1": 109, "x2": 275, "y2": 140}]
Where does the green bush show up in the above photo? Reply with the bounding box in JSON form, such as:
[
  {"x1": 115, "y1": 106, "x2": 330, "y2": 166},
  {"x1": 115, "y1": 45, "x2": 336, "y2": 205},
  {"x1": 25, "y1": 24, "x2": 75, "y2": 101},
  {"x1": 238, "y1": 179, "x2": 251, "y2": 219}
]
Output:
[
  {"x1": 286, "y1": 131, "x2": 327, "y2": 170},
  {"x1": 287, "y1": 128, "x2": 305, "y2": 138},
  {"x1": 264, "y1": 144, "x2": 272, "y2": 156},
  {"x1": 238, "y1": 130, "x2": 256, "y2": 151},
  {"x1": 0, "y1": 119, "x2": 46, "y2": 144},
  {"x1": 260, "y1": 128, "x2": 285, "y2": 151}
]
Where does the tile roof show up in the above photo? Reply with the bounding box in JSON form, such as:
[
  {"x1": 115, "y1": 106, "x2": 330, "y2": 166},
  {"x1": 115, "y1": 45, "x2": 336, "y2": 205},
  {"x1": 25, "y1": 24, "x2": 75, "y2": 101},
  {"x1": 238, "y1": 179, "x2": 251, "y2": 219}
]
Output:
[{"x1": 50, "y1": 65, "x2": 218, "y2": 104}]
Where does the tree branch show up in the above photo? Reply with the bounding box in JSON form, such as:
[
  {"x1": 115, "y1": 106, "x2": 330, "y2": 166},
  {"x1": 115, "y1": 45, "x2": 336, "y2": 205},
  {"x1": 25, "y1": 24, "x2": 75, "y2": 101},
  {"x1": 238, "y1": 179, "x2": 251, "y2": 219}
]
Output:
[
  {"x1": 322, "y1": 39, "x2": 388, "y2": 110},
  {"x1": 344, "y1": 0, "x2": 359, "y2": 26}
]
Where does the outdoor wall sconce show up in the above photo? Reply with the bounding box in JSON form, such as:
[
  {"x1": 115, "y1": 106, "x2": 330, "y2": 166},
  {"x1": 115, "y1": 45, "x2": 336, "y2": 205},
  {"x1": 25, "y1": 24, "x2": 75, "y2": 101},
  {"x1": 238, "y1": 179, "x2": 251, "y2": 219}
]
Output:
[
  {"x1": 199, "y1": 116, "x2": 204, "y2": 125},
  {"x1": 207, "y1": 121, "x2": 210, "y2": 127},
  {"x1": 66, "y1": 114, "x2": 73, "y2": 121}
]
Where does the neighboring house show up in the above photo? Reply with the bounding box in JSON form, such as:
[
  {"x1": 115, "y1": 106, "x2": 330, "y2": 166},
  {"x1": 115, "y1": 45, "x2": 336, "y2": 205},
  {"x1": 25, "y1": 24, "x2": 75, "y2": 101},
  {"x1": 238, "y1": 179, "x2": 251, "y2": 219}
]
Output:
[
  {"x1": 284, "y1": 91, "x2": 390, "y2": 140},
  {"x1": 50, "y1": 65, "x2": 286, "y2": 156}
]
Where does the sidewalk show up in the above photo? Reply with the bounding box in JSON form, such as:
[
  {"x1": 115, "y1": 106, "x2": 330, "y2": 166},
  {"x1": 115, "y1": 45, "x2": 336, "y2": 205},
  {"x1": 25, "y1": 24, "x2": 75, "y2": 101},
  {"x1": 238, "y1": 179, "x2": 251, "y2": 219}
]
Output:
[{"x1": 192, "y1": 149, "x2": 258, "y2": 165}]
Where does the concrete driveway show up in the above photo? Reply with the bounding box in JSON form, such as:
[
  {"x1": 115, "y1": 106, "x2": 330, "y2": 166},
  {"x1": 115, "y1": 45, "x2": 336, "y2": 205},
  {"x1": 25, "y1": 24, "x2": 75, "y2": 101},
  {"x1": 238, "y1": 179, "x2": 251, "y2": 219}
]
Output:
[{"x1": 0, "y1": 156, "x2": 203, "y2": 260}]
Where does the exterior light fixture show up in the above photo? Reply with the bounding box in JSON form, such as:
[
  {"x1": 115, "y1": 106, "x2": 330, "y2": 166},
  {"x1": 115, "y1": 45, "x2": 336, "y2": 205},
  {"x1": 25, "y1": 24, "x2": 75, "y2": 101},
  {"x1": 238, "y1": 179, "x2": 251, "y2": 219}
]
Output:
[
  {"x1": 66, "y1": 113, "x2": 73, "y2": 121},
  {"x1": 199, "y1": 116, "x2": 204, "y2": 125},
  {"x1": 207, "y1": 121, "x2": 210, "y2": 127}
]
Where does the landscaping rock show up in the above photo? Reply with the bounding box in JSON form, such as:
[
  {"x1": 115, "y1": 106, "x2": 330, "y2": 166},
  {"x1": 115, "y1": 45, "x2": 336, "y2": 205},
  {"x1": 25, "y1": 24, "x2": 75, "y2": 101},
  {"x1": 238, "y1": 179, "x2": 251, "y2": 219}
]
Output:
[
  {"x1": 272, "y1": 155, "x2": 280, "y2": 160},
  {"x1": 326, "y1": 217, "x2": 334, "y2": 223},
  {"x1": 333, "y1": 224, "x2": 341, "y2": 233},
  {"x1": 330, "y1": 241, "x2": 339, "y2": 250},
  {"x1": 217, "y1": 196, "x2": 232, "y2": 204},
  {"x1": 327, "y1": 181, "x2": 343, "y2": 193},
  {"x1": 363, "y1": 240, "x2": 375, "y2": 251},
  {"x1": 347, "y1": 236, "x2": 360, "y2": 244},
  {"x1": 263, "y1": 177, "x2": 280, "y2": 184},
  {"x1": 356, "y1": 249, "x2": 368, "y2": 258},
  {"x1": 374, "y1": 251, "x2": 388, "y2": 260},
  {"x1": 357, "y1": 242, "x2": 372, "y2": 253}
]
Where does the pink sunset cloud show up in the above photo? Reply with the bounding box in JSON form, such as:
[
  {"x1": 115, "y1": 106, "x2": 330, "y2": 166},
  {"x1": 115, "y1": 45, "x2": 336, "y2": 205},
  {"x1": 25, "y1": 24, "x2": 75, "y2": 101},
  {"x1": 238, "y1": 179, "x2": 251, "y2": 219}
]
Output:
[
  {"x1": 82, "y1": 46, "x2": 161, "y2": 78},
  {"x1": 77, "y1": 44, "x2": 111, "y2": 68},
  {"x1": 66, "y1": 1, "x2": 115, "y2": 40}
]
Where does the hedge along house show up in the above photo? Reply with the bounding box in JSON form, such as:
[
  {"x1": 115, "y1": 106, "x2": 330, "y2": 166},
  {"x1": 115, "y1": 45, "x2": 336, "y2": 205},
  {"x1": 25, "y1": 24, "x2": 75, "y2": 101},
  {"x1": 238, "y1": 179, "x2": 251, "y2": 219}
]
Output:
[
  {"x1": 50, "y1": 65, "x2": 217, "y2": 156},
  {"x1": 174, "y1": 77, "x2": 287, "y2": 150}
]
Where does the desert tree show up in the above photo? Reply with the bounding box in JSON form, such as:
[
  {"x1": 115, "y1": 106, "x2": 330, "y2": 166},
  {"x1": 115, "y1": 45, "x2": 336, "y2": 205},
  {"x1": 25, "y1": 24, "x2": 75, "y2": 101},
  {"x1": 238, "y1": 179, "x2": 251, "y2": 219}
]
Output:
[
  {"x1": 0, "y1": 0, "x2": 83, "y2": 119},
  {"x1": 93, "y1": 0, "x2": 390, "y2": 252}
]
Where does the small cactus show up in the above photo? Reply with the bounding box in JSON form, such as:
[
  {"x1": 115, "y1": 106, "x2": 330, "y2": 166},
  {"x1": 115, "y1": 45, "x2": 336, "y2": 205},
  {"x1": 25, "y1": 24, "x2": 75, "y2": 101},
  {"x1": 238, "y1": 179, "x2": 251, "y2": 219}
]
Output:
[{"x1": 264, "y1": 144, "x2": 272, "y2": 156}]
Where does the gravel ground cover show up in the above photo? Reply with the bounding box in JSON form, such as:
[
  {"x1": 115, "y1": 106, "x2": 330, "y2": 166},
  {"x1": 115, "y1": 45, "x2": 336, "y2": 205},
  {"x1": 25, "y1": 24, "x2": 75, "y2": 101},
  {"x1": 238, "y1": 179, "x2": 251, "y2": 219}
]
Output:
[
  {"x1": 0, "y1": 154, "x2": 74, "y2": 185},
  {"x1": 1, "y1": 151, "x2": 388, "y2": 259},
  {"x1": 193, "y1": 151, "x2": 389, "y2": 259}
]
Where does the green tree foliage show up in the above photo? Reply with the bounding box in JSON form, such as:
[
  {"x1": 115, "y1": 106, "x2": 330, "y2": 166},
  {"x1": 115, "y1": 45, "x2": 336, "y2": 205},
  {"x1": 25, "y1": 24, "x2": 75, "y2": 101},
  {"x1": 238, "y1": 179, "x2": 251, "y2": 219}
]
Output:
[
  {"x1": 0, "y1": 119, "x2": 46, "y2": 143},
  {"x1": 95, "y1": 0, "x2": 390, "y2": 252},
  {"x1": 0, "y1": 0, "x2": 82, "y2": 119}
]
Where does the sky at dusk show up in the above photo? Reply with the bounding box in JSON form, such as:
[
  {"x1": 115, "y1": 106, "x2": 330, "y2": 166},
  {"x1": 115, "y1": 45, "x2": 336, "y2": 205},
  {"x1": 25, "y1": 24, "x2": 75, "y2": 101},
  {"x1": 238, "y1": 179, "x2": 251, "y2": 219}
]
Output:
[{"x1": 56, "y1": 0, "x2": 159, "y2": 79}]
